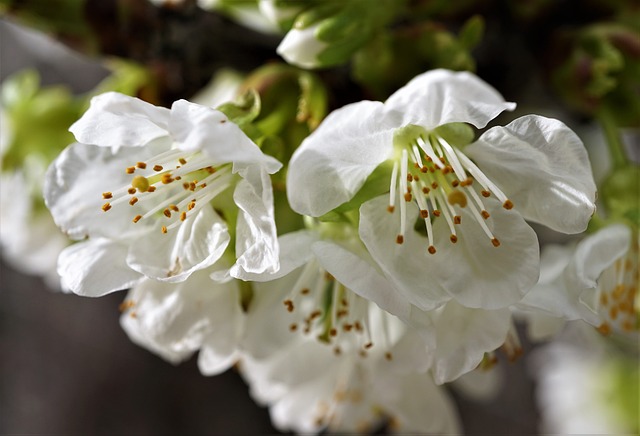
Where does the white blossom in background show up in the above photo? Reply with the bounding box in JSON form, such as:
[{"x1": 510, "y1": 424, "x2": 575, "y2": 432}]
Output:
[
  {"x1": 0, "y1": 155, "x2": 69, "y2": 289},
  {"x1": 45, "y1": 92, "x2": 282, "y2": 297},
  {"x1": 288, "y1": 69, "x2": 597, "y2": 314},
  {"x1": 519, "y1": 223, "x2": 638, "y2": 339},
  {"x1": 532, "y1": 323, "x2": 639, "y2": 435},
  {"x1": 276, "y1": 24, "x2": 328, "y2": 69}
]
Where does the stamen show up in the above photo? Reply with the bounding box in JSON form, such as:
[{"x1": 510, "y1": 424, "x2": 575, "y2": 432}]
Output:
[
  {"x1": 136, "y1": 162, "x2": 147, "y2": 169},
  {"x1": 153, "y1": 165, "x2": 163, "y2": 172},
  {"x1": 126, "y1": 166, "x2": 135, "y2": 174},
  {"x1": 437, "y1": 137, "x2": 468, "y2": 183},
  {"x1": 455, "y1": 151, "x2": 510, "y2": 204},
  {"x1": 102, "y1": 202, "x2": 111, "y2": 212},
  {"x1": 102, "y1": 192, "x2": 113, "y2": 199},
  {"x1": 416, "y1": 136, "x2": 444, "y2": 169},
  {"x1": 398, "y1": 150, "x2": 409, "y2": 244},
  {"x1": 412, "y1": 180, "x2": 434, "y2": 247}
]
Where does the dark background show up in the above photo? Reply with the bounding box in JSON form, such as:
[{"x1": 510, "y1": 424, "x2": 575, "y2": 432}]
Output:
[{"x1": 0, "y1": 18, "x2": 539, "y2": 435}]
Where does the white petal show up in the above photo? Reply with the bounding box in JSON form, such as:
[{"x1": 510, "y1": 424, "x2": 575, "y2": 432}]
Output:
[
  {"x1": 311, "y1": 240, "x2": 413, "y2": 320},
  {"x1": 360, "y1": 195, "x2": 539, "y2": 310},
  {"x1": 126, "y1": 205, "x2": 230, "y2": 282},
  {"x1": 44, "y1": 141, "x2": 168, "y2": 240},
  {"x1": 517, "y1": 244, "x2": 583, "y2": 320},
  {"x1": 58, "y1": 239, "x2": 141, "y2": 297},
  {"x1": 169, "y1": 99, "x2": 282, "y2": 174},
  {"x1": 465, "y1": 115, "x2": 597, "y2": 234},
  {"x1": 119, "y1": 270, "x2": 243, "y2": 371},
  {"x1": 287, "y1": 101, "x2": 400, "y2": 216},
  {"x1": 433, "y1": 198, "x2": 540, "y2": 309},
  {"x1": 376, "y1": 372, "x2": 462, "y2": 434},
  {"x1": 69, "y1": 92, "x2": 170, "y2": 150},
  {"x1": 229, "y1": 168, "x2": 280, "y2": 280},
  {"x1": 359, "y1": 196, "x2": 450, "y2": 311},
  {"x1": 385, "y1": 69, "x2": 516, "y2": 129},
  {"x1": 564, "y1": 224, "x2": 631, "y2": 325},
  {"x1": 245, "y1": 230, "x2": 319, "y2": 282},
  {"x1": 430, "y1": 302, "x2": 511, "y2": 384}
]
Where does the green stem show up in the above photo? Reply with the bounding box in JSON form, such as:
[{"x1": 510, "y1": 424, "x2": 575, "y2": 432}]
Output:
[{"x1": 598, "y1": 110, "x2": 627, "y2": 169}]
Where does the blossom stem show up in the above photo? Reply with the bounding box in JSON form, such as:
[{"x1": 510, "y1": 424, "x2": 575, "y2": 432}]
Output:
[{"x1": 598, "y1": 109, "x2": 628, "y2": 169}]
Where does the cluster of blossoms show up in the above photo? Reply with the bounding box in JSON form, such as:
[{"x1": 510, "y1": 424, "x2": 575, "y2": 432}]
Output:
[{"x1": 32, "y1": 67, "x2": 635, "y2": 433}]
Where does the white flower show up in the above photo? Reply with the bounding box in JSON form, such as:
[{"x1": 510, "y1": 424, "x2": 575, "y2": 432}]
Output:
[
  {"x1": 119, "y1": 267, "x2": 243, "y2": 375},
  {"x1": 532, "y1": 323, "x2": 640, "y2": 435},
  {"x1": 288, "y1": 69, "x2": 597, "y2": 311},
  {"x1": 0, "y1": 157, "x2": 68, "y2": 289},
  {"x1": 240, "y1": 230, "x2": 460, "y2": 433},
  {"x1": 45, "y1": 92, "x2": 282, "y2": 296},
  {"x1": 520, "y1": 223, "x2": 638, "y2": 338}
]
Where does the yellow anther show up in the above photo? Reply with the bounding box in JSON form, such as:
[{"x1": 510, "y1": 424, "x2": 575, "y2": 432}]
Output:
[
  {"x1": 481, "y1": 210, "x2": 490, "y2": 220},
  {"x1": 481, "y1": 190, "x2": 491, "y2": 197},
  {"x1": 596, "y1": 323, "x2": 611, "y2": 336},
  {"x1": 396, "y1": 235, "x2": 404, "y2": 244},
  {"x1": 132, "y1": 175, "x2": 150, "y2": 192},
  {"x1": 163, "y1": 209, "x2": 171, "y2": 218},
  {"x1": 136, "y1": 162, "x2": 147, "y2": 169},
  {"x1": 451, "y1": 180, "x2": 460, "y2": 187},
  {"x1": 180, "y1": 212, "x2": 187, "y2": 221},
  {"x1": 126, "y1": 166, "x2": 135, "y2": 174},
  {"x1": 450, "y1": 234, "x2": 458, "y2": 243},
  {"x1": 454, "y1": 215, "x2": 461, "y2": 224},
  {"x1": 129, "y1": 197, "x2": 138, "y2": 206},
  {"x1": 404, "y1": 192, "x2": 412, "y2": 202},
  {"x1": 179, "y1": 158, "x2": 187, "y2": 165},
  {"x1": 387, "y1": 205, "x2": 395, "y2": 213},
  {"x1": 491, "y1": 238, "x2": 501, "y2": 247},
  {"x1": 433, "y1": 210, "x2": 441, "y2": 217},
  {"x1": 284, "y1": 299, "x2": 294, "y2": 312},
  {"x1": 503, "y1": 200, "x2": 514, "y2": 210},
  {"x1": 161, "y1": 226, "x2": 167, "y2": 234},
  {"x1": 102, "y1": 202, "x2": 112, "y2": 212},
  {"x1": 148, "y1": 186, "x2": 156, "y2": 192},
  {"x1": 161, "y1": 174, "x2": 174, "y2": 184},
  {"x1": 428, "y1": 245, "x2": 436, "y2": 254},
  {"x1": 420, "y1": 210, "x2": 429, "y2": 218},
  {"x1": 153, "y1": 165, "x2": 163, "y2": 172},
  {"x1": 102, "y1": 192, "x2": 113, "y2": 199},
  {"x1": 447, "y1": 189, "x2": 468, "y2": 208},
  {"x1": 128, "y1": 188, "x2": 136, "y2": 195},
  {"x1": 170, "y1": 204, "x2": 179, "y2": 212},
  {"x1": 133, "y1": 215, "x2": 142, "y2": 223}
]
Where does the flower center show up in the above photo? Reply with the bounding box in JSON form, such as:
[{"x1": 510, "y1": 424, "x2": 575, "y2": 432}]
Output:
[
  {"x1": 388, "y1": 128, "x2": 513, "y2": 254},
  {"x1": 282, "y1": 259, "x2": 394, "y2": 361},
  {"x1": 100, "y1": 148, "x2": 234, "y2": 233},
  {"x1": 596, "y1": 240, "x2": 639, "y2": 336}
]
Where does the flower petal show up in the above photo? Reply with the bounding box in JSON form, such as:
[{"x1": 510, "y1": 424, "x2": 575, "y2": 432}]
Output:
[
  {"x1": 376, "y1": 371, "x2": 462, "y2": 434},
  {"x1": 564, "y1": 224, "x2": 631, "y2": 325},
  {"x1": 244, "y1": 230, "x2": 320, "y2": 282},
  {"x1": 359, "y1": 196, "x2": 450, "y2": 311},
  {"x1": 44, "y1": 141, "x2": 166, "y2": 240},
  {"x1": 517, "y1": 244, "x2": 583, "y2": 320},
  {"x1": 120, "y1": 270, "x2": 243, "y2": 372},
  {"x1": 465, "y1": 115, "x2": 597, "y2": 234},
  {"x1": 385, "y1": 69, "x2": 516, "y2": 129},
  {"x1": 58, "y1": 238, "x2": 141, "y2": 297},
  {"x1": 431, "y1": 197, "x2": 540, "y2": 309},
  {"x1": 169, "y1": 99, "x2": 281, "y2": 174},
  {"x1": 126, "y1": 205, "x2": 230, "y2": 282},
  {"x1": 229, "y1": 168, "x2": 280, "y2": 280},
  {"x1": 359, "y1": 195, "x2": 539, "y2": 310},
  {"x1": 287, "y1": 101, "x2": 400, "y2": 216},
  {"x1": 69, "y1": 92, "x2": 170, "y2": 150},
  {"x1": 430, "y1": 302, "x2": 511, "y2": 384},
  {"x1": 311, "y1": 240, "x2": 413, "y2": 320}
]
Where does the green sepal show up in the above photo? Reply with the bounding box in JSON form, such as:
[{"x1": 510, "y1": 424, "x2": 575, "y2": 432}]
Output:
[
  {"x1": 458, "y1": 15, "x2": 485, "y2": 50},
  {"x1": 434, "y1": 122, "x2": 476, "y2": 147},
  {"x1": 318, "y1": 161, "x2": 394, "y2": 222},
  {"x1": 216, "y1": 88, "x2": 261, "y2": 127}
]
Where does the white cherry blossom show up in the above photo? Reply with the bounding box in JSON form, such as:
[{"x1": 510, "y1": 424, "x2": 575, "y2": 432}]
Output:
[
  {"x1": 45, "y1": 92, "x2": 282, "y2": 296},
  {"x1": 288, "y1": 69, "x2": 597, "y2": 311}
]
